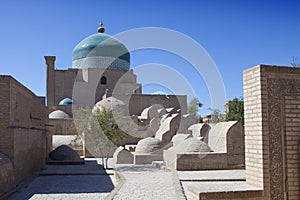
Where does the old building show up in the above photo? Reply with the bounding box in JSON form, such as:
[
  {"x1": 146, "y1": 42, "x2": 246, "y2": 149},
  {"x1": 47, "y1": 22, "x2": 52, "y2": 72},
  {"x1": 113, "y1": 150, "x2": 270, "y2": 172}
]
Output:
[{"x1": 46, "y1": 23, "x2": 187, "y2": 153}]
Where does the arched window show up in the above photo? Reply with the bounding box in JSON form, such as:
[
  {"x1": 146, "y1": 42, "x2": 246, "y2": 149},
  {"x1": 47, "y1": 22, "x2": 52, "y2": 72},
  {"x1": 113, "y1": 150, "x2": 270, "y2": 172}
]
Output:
[{"x1": 101, "y1": 76, "x2": 107, "y2": 85}]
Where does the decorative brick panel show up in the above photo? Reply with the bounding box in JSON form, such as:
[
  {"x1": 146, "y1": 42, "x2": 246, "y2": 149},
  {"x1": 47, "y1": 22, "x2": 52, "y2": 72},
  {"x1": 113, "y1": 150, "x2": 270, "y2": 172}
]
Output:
[{"x1": 243, "y1": 65, "x2": 300, "y2": 200}]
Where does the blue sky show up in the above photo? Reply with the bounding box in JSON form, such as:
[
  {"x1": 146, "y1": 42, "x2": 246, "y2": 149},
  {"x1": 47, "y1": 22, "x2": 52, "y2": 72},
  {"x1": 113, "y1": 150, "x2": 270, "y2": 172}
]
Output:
[{"x1": 1, "y1": 0, "x2": 300, "y2": 115}]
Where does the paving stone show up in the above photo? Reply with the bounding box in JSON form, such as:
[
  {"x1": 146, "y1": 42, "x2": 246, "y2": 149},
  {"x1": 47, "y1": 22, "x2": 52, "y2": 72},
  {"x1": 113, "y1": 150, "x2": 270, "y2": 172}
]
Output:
[{"x1": 113, "y1": 165, "x2": 185, "y2": 200}]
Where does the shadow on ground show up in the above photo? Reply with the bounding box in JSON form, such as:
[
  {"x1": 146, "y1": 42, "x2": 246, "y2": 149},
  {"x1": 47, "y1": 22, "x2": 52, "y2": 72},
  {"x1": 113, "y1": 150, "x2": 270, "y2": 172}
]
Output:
[{"x1": 7, "y1": 160, "x2": 115, "y2": 200}]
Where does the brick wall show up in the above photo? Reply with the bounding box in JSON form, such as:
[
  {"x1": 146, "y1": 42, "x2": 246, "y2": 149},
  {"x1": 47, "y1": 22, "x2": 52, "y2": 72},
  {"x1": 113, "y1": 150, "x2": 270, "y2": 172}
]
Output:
[
  {"x1": 284, "y1": 95, "x2": 300, "y2": 199},
  {"x1": 243, "y1": 66, "x2": 266, "y2": 190},
  {"x1": 0, "y1": 77, "x2": 12, "y2": 159},
  {"x1": 46, "y1": 56, "x2": 141, "y2": 115},
  {"x1": 243, "y1": 65, "x2": 300, "y2": 199},
  {"x1": 49, "y1": 118, "x2": 76, "y2": 135},
  {"x1": 0, "y1": 75, "x2": 49, "y2": 195},
  {"x1": 0, "y1": 153, "x2": 13, "y2": 195}
]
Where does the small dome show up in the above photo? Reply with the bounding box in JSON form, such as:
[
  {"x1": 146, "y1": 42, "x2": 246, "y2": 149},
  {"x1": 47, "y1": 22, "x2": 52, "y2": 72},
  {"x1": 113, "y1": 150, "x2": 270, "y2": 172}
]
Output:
[
  {"x1": 93, "y1": 97, "x2": 125, "y2": 113},
  {"x1": 135, "y1": 137, "x2": 163, "y2": 154},
  {"x1": 72, "y1": 33, "x2": 130, "y2": 70},
  {"x1": 59, "y1": 98, "x2": 73, "y2": 105},
  {"x1": 49, "y1": 110, "x2": 70, "y2": 119},
  {"x1": 173, "y1": 137, "x2": 211, "y2": 153},
  {"x1": 49, "y1": 145, "x2": 81, "y2": 161}
]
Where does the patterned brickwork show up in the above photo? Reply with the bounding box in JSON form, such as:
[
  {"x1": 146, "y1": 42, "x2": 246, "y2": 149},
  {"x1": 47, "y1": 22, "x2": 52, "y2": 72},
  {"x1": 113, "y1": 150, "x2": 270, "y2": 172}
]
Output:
[{"x1": 243, "y1": 65, "x2": 300, "y2": 200}]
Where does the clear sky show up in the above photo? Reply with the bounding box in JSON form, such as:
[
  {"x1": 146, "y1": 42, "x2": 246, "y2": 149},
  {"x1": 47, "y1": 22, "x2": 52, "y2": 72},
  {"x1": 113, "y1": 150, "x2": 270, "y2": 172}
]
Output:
[{"x1": 1, "y1": 0, "x2": 300, "y2": 115}]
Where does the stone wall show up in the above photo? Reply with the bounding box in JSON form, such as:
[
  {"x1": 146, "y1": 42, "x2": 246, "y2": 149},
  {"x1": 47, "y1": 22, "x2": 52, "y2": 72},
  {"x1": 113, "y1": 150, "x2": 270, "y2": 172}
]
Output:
[
  {"x1": 208, "y1": 121, "x2": 245, "y2": 167},
  {"x1": 0, "y1": 153, "x2": 13, "y2": 195},
  {"x1": 243, "y1": 65, "x2": 300, "y2": 199},
  {"x1": 0, "y1": 76, "x2": 49, "y2": 195},
  {"x1": 164, "y1": 151, "x2": 228, "y2": 170},
  {"x1": 49, "y1": 118, "x2": 76, "y2": 135}
]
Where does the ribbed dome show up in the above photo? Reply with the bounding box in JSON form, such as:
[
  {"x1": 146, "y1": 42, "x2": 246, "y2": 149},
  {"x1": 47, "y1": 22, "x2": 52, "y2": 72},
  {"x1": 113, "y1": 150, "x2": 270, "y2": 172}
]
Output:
[{"x1": 72, "y1": 33, "x2": 130, "y2": 70}]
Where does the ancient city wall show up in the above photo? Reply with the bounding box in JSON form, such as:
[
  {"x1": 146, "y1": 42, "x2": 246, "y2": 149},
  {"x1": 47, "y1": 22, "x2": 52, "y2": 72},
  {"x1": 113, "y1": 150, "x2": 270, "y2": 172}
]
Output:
[
  {"x1": 0, "y1": 76, "x2": 49, "y2": 196},
  {"x1": 243, "y1": 65, "x2": 300, "y2": 199}
]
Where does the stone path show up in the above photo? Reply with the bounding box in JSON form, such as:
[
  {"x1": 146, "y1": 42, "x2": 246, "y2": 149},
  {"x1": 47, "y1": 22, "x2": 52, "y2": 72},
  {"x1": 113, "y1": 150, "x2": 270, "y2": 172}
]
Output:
[
  {"x1": 6, "y1": 160, "x2": 186, "y2": 200},
  {"x1": 7, "y1": 160, "x2": 115, "y2": 200},
  {"x1": 113, "y1": 165, "x2": 185, "y2": 200}
]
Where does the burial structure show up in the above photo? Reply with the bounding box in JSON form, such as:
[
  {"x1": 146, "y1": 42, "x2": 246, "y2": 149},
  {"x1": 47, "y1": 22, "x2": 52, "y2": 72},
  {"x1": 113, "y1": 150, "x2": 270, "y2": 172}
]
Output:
[
  {"x1": 46, "y1": 23, "x2": 187, "y2": 156},
  {"x1": 163, "y1": 121, "x2": 245, "y2": 170},
  {"x1": 242, "y1": 65, "x2": 300, "y2": 200},
  {"x1": 111, "y1": 99, "x2": 246, "y2": 169},
  {"x1": 181, "y1": 64, "x2": 300, "y2": 199}
]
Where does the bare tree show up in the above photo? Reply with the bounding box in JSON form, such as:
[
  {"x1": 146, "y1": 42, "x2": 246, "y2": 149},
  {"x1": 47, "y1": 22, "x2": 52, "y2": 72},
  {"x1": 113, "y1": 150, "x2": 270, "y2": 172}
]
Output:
[{"x1": 291, "y1": 56, "x2": 300, "y2": 68}]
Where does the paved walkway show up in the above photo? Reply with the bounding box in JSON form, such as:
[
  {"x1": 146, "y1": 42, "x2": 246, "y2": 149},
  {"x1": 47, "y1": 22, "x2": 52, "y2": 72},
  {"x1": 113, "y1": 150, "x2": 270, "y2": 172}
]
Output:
[
  {"x1": 7, "y1": 160, "x2": 115, "y2": 200},
  {"x1": 113, "y1": 165, "x2": 185, "y2": 200},
  {"x1": 6, "y1": 161, "x2": 185, "y2": 200}
]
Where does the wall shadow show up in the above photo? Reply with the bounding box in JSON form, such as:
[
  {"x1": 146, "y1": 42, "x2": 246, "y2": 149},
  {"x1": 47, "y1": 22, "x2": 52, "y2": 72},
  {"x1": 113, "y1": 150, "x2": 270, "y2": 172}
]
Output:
[{"x1": 7, "y1": 160, "x2": 114, "y2": 200}]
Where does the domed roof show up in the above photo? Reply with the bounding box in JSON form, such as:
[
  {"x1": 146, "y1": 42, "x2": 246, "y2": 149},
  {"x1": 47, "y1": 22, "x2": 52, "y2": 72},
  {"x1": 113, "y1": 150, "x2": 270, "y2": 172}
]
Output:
[
  {"x1": 135, "y1": 137, "x2": 163, "y2": 154},
  {"x1": 72, "y1": 33, "x2": 130, "y2": 70},
  {"x1": 93, "y1": 97, "x2": 125, "y2": 113},
  {"x1": 59, "y1": 98, "x2": 73, "y2": 105},
  {"x1": 49, "y1": 145, "x2": 81, "y2": 161},
  {"x1": 172, "y1": 137, "x2": 211, "y2": 153},
  {"x1": 49, "y1": 110, "x2": 70, "y2": 119}
]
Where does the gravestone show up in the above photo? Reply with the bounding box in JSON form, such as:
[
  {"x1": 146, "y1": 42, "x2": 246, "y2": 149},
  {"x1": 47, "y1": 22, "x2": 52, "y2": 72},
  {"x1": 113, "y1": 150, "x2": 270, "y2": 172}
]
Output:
[
  {"x1": 188, "y1": 123, "x2": 210, "y2": 143},
  {"x1": 155, "y1": 113, "x2": 180, "y2": 145},
  {"x1": 113, "y1": 146, "x2": 133, "y2": 164}
]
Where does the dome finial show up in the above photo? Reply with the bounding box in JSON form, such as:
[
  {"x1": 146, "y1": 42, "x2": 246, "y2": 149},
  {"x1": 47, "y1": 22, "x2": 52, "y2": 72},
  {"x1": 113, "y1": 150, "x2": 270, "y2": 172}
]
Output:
[{"x1": 98, "y1": 21, "x2": 105, "y2": 33}]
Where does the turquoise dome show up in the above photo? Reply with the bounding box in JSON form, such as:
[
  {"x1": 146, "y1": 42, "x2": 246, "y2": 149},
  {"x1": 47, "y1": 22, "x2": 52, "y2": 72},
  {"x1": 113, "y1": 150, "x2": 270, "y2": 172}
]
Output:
[
  {"x1": 72, "y1": 33, "x2": 130, "y2": 70},
  {"x1": 59, "y1": 98, "x2": 73, "y2": 105}
]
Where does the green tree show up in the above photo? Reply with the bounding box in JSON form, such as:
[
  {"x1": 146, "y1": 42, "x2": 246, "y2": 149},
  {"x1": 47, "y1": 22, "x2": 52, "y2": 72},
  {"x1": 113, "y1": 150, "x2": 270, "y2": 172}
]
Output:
[
  {"x1": 209, "y1": 108, "x2": 225, "y2": 123},
  {"x1": 225, "y1": 97, "x2": 244, "y2": 125},
  {"x1": 187, "y1": 97, "x2": 203, "y2": 120},
  {"x1": 74, "y1": 107, "x2": 129, "y2": 168},
  {"x1": 94, "y1": 108, "x2": 129, "y2": 146}
]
